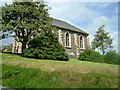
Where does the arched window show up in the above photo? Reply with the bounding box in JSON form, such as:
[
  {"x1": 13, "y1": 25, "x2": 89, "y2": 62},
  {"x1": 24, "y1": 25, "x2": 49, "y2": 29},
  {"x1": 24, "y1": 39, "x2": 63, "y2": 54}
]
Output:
[
  {"x1": 66, "y1": 33, "x2": 69, "y2": 47},
  {"x1": 80, "y1": 36, "x2": 84, "y2": 48}
]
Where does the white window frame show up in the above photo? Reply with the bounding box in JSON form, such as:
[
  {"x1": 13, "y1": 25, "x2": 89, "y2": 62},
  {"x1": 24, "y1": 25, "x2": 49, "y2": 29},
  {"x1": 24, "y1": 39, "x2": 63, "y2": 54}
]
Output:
[
  {"x1": 65, "y1": 32, "x2": 71, "y2": 48},
  {"x1": 79, "y1": 35, "x2": 85, "y2": 49}
]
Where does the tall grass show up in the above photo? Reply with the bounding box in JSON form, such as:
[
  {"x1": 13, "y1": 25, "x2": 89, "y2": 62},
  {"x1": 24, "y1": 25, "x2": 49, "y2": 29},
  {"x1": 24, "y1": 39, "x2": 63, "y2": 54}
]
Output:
[{"x1": 2, "y1": 64, "x2": 118, "y2": 88}]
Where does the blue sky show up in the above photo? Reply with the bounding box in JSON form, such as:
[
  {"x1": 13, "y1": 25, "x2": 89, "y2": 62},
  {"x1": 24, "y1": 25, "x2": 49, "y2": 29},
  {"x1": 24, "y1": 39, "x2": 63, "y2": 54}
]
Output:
[{"x1": 0, "y1": 0, "x2": 119, "y2": 52}]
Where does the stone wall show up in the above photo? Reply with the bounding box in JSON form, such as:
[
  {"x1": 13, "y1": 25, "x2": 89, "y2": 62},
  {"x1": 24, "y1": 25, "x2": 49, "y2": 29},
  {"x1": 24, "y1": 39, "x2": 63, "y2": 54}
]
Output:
[
  {"x1": 56, "y1": 27, "x2": 88, "y2": 58},
  {"x1": 12, "y1": 37, "x2": 22, "y2": 53}
]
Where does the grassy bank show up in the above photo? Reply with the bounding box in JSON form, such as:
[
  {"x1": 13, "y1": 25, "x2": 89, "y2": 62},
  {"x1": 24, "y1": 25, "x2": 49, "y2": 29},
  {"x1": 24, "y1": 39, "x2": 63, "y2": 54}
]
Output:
[
  {"x1": 2, "y1": 64, "x2": 118, "y2": 88},
  {"x1": 1, "y1": 53, "x2": 119, "y2": 88}
]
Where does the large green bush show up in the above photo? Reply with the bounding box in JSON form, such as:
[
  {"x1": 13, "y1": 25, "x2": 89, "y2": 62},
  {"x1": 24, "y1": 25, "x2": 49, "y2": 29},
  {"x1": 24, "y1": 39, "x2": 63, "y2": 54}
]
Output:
[
  {"x1": 104, "y1": 51, "x2": 118, "y2": 65},
  {"x1": 78, "y1": 49, "x2": 119, "y2": 65},
  {"x1": 78, "y1": 49, "x2": 103, "y2": 63},
  {"x1": 22, "y1": 31, "x2": 68, "y2": 61}
]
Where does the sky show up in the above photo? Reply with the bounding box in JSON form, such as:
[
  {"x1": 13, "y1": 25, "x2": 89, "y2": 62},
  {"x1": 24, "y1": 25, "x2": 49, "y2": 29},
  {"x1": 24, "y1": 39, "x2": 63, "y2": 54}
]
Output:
[{"x1": 0, "y1": 0, "x2": 119, "y2": 52}]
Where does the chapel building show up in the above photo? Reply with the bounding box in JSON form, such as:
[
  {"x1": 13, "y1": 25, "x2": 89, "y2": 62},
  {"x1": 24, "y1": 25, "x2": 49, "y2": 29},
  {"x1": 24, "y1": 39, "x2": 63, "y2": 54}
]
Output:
[{"x1": 12, "y1": 18, "x2": 90, "y2": 58}]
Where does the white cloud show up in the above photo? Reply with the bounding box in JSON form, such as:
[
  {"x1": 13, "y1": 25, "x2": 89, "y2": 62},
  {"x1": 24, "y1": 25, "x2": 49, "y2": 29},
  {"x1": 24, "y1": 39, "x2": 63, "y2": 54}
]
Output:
[
  {"x1": 84, "y1": 16, "x2": 118, "y2": 52},
  {"x1": 88, "y1": 2, "x2": 112, "y2": 9},
  {"x1": 47, "y1": 0, "x2": 119, "y2": 2},
  {"x1": 48, "y1": 2, "x2": 100, "y2": 25},
  {"x1": 83, "y1": 16, "x2": 110, "y2": 41},
  {"x1": 0, "y1": 0, "x2": 12, "y2": 2}
]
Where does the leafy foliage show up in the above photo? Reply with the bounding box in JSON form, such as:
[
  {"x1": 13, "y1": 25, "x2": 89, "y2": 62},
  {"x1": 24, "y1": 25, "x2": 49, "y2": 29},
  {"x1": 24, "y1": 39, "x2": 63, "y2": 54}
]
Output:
[
  {"x1": 78, "y1": 49, "x2": 119, "y2": 65},
  {"x1": 104, "y1": 51, "x2": 119, "y2": 65},
  {"x1": 2, "y1": 0, "x2": 51, "y2": 53},
  {"x1": 22, "y1": 31, "x2": 68, "y2": 61},
  {"x1": 92, "y1": 25, "x2": 113, "y2": 55},
  {"x1": 78, "y1": 49, "x2": 103, "y2": 63}
]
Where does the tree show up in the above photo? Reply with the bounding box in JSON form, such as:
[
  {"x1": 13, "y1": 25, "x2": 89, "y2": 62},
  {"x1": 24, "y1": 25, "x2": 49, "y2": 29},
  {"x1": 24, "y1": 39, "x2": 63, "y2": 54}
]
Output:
[
  {"x1": 92, "y1": 25, "x2": 113, "y2": 55},
  {"x1": 2, "y1": 0, "x2": 51, "y2": 53},
  {"x1": 104, "y1": 50, "x2": 118, "y2": 65},
  {"x1": 22, "y1": 30, "x2": 69, "y2": 61}
]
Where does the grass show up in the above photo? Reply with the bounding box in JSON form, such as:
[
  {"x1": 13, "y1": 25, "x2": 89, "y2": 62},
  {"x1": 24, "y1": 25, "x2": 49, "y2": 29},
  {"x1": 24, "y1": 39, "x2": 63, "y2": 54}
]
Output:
[{"x1": 1, "y1": 53, "x2": 119, "y2": 88}]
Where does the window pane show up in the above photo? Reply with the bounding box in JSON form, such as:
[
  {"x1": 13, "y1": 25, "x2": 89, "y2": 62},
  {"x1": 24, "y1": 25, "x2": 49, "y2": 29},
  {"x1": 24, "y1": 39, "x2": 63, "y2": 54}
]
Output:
[
  {"x1": 80, "y1": 36, "x2": 83, "y2": 48},
  {"x1": 66, "y1": 33, "x2": 69, "y2": 47}
]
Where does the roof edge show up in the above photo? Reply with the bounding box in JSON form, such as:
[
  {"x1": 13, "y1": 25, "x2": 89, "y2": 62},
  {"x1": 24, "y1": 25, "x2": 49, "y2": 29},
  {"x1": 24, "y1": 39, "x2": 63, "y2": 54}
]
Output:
[
  {"x1": 50, "y1": 17, "x2": 89, "y2": 35},
  {"x1": 52, "y1": 25, "x2": 89, "y2": 35}
]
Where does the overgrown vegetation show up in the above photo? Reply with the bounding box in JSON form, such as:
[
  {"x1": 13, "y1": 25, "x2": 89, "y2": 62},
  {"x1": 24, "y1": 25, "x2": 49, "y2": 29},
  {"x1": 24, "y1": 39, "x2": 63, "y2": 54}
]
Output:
[
  {"x1": 78, "y1": 49, "x2": 104, "y2": 63},
  {"x1": 104, "y1": 51, "x2": 119, "y2": 65},
  {"x1": 1, "y1": 64, "x2": 118, "y2": 88},
  {"x1": 78, "y1": 49, "x2": 119, "y2": 65},
  {"x1": 22, "y1": 31, "x2": 68, "y2": 61}
]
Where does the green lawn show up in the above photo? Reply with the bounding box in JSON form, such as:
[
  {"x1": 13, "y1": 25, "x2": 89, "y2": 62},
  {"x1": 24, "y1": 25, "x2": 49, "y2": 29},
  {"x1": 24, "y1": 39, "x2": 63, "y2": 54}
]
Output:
[{"x1": 0, "y1": 53, "x2": 119, "y2": 88}]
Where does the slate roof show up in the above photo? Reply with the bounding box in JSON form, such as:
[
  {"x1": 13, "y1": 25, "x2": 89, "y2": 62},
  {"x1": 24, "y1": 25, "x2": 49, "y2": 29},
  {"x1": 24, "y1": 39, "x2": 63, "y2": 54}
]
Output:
[{"x1": 51, "y1": 18, "x2": 89, "y2": 35}]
